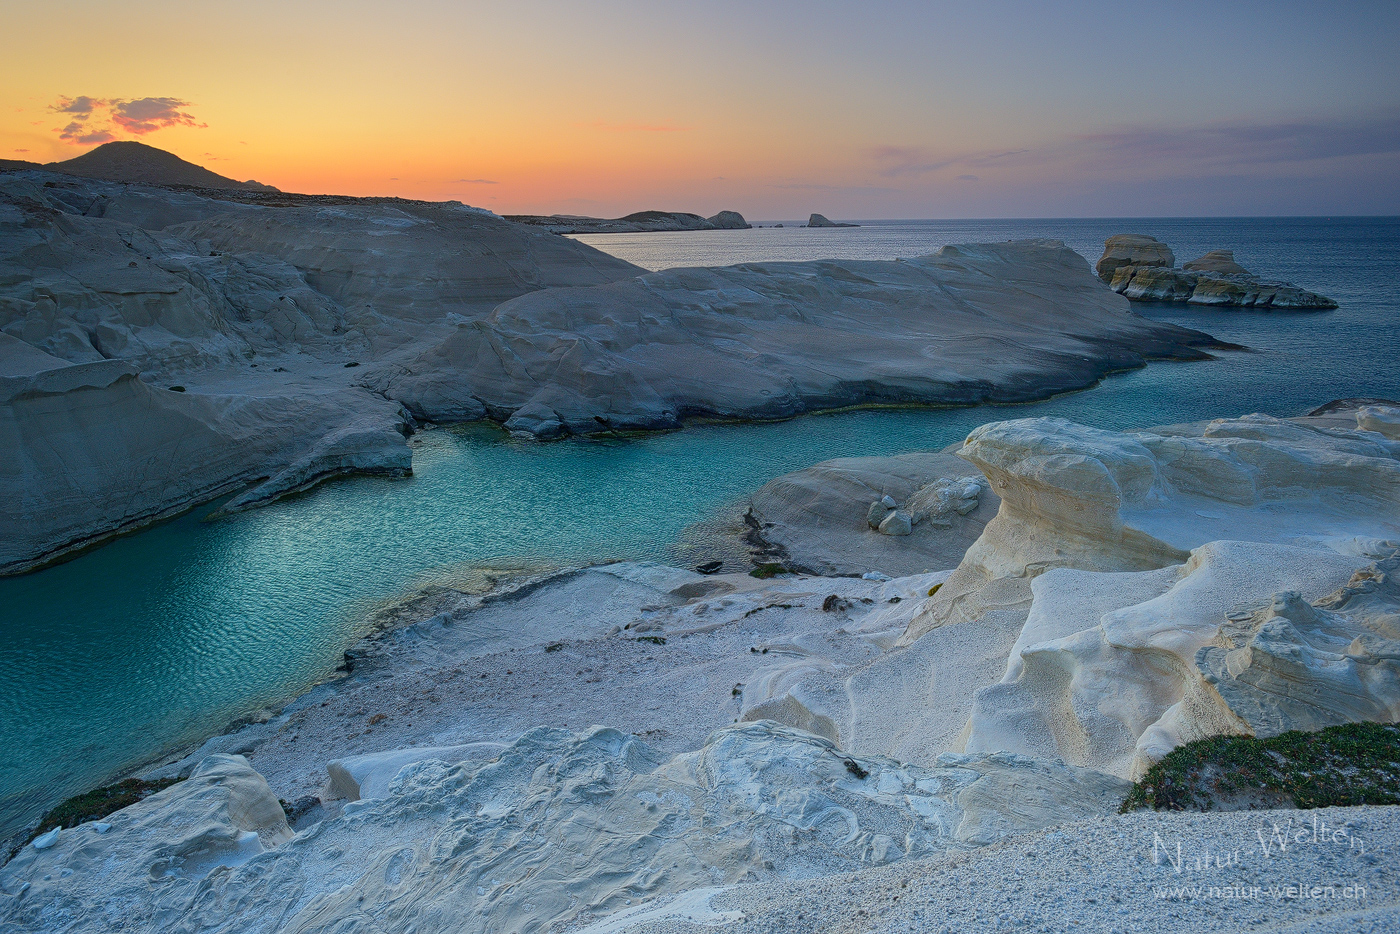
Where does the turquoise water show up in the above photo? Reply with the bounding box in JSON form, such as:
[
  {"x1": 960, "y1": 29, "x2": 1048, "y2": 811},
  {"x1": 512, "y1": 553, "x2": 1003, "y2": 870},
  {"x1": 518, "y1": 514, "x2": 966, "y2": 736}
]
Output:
[{"x1": 2, "y1": 217, "x2": 1398, "y2": 835}]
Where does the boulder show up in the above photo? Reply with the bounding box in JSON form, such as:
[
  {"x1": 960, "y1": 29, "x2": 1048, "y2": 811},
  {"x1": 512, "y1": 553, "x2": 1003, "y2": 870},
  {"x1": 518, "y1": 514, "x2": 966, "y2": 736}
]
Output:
[
  {"x1": 1095, "y1": 234, "x2": 1175, "y2": 281},
  {"x1": 878, "y1": 510, "x2": 913, "y2": 536}
]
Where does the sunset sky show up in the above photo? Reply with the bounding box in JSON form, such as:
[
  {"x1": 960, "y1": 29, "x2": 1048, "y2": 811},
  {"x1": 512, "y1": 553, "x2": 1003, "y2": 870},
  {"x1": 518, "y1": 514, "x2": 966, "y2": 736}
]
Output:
[{"x1": 4, "y1": 0, "x2": 1398, "y2": 218}]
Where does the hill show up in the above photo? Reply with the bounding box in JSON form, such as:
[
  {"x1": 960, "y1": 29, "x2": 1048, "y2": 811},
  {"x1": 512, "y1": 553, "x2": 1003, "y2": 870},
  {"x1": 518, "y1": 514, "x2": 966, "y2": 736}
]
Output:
[{"x1": 0, "y1": 142, "x2": 276, "y2": 191}]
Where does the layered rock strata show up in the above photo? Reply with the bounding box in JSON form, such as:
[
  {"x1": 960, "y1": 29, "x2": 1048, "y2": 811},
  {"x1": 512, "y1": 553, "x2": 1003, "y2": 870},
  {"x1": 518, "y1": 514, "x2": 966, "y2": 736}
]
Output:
[{"x1": 1097, "y1": 234, "x2": 1337, "y2": 308}]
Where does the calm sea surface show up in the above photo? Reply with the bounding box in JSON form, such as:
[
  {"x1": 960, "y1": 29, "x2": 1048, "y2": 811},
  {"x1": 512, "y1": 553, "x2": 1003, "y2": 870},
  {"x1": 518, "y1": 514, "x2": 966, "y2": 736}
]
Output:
[{"x1": 2, "y1": 217, "x2": 1397, "y2": 835}]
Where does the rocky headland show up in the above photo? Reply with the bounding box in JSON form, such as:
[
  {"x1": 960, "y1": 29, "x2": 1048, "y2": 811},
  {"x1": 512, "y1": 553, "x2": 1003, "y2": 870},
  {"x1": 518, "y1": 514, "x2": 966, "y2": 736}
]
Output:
[
  {"x1": 4, "y1": 401, "x2": 1398, "y2": 932},
  {"x1": 372, "y1": 239, "x2": 1226, "y2": 440},
  {"x1": 1, "y1": 150, "x2": 1227, "y2": 574},
  {"x1": 504, "y1": 209, "x2": 752, "y2": 233},
  {"x1": 1097, "y1": 233, "x2": 1338, "y2": 308}
]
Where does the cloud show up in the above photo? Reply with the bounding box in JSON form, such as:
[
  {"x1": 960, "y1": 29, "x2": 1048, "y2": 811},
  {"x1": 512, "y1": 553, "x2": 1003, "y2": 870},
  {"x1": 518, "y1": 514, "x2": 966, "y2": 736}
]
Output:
[
  {"x1": 869, "y1": 145, "x2": 1029, "y2": 178},
  {"x1": 581, "y1": 120, "x2": 690, "y2": 133},
  {"x1": 110, "y1": 97, "x2": 205, "y2": 134},
  {"x1": 766, "y1": 181, "x2": 899, "y2": 193},
  {"x1": 13, "y1": 148, "x2": 29, "y2": 153},
  {"x1": 1065, "y1": 113, "x2": 1400, "y2": 170},
  {"x1": 57, "y1": 122, "x2": 115, "y2": 144},
  {"x1": 865, "y1": 111, "x2": 1400, "y2": 188},
  {"x1": 453, "y1": 178, "x2": 497, "y2": 184},
  {"x1": 47, "y1": 95, "x2": 207, "y2": 145}
]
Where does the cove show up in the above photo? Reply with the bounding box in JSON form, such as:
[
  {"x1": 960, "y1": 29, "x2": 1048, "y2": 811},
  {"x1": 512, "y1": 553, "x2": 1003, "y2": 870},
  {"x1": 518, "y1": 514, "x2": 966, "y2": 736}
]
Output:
[{"x1": 2, "y1": 217, "x2": 1397, "y2": 837}]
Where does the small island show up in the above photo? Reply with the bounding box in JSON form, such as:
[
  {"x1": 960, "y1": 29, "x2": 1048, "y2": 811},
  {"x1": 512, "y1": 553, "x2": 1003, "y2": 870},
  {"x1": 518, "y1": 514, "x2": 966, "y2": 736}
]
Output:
[
  {"x1": 807, "y1": 212, "x2": 858, "y2": 227},
  {"x1": 504, "y1": 209, "x2": 750, "y2": 234}
]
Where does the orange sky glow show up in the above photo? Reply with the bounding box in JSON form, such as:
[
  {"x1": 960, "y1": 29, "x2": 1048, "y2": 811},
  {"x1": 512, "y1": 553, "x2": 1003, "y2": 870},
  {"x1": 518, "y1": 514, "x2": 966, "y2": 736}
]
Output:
[{"x1": 4, "y1": 0, "x2": 1398, "y2": 218}]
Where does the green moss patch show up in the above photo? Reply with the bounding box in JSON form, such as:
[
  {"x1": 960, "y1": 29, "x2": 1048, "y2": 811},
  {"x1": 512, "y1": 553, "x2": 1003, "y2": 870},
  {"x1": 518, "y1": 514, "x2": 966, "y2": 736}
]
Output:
[
  {"x1": 31, "y1": 777, "x2": 182, "y2": 841},
  {"x1": 749, "y1": 563, "x2": 790, "y2": 579},
  {"x1": 1122, "y1": 722, "x2": 1400, "y2": 813}
]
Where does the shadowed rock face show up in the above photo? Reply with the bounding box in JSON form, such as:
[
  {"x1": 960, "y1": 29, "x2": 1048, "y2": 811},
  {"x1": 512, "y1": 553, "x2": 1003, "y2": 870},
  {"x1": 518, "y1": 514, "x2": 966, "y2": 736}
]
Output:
[{"x1": 373, "y1": 239, "x2": 1225, "y2": 438}]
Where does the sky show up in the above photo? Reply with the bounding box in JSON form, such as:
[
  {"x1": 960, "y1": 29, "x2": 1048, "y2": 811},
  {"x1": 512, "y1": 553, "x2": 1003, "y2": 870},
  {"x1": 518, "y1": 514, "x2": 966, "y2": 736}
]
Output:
[{"x1": 2, "y1": 0, "x2": 1398, "y2": 218}]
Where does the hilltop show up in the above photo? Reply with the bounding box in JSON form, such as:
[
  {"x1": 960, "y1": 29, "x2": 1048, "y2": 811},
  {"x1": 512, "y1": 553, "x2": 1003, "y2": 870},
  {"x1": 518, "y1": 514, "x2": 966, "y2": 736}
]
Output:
[{"x1": 0, "y1": 141, "x2": 276, "y2": 191}]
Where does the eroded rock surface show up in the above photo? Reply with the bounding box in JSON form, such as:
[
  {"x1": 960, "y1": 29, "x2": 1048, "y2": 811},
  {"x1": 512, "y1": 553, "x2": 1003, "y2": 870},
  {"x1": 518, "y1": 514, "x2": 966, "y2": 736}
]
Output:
[
  {"x1": 0, "y1": 723, "x2": 1125, "y2": 934},
  {"x1": 377, "y1": 239, "x2": 1223, "y2": 438},
  {"x1": 741, "y1": 451, "x2": 999, "y2": 577},
  {"x1": 904, "y1": 405, "x2": 1400, "y2": 779}
]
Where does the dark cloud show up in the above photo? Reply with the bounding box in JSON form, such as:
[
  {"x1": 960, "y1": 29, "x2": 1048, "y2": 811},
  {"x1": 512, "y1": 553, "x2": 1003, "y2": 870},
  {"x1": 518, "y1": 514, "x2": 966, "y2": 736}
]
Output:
[
  {"x1": 866, "y1": 112, "x2": 1400, "y2": 187},
  {"x1": 110, "y1": 98, "x2": 205, "y2": 135},
  {"x1": 48, "y1": 95, "x2": 207, "y2": 145},
  {"x1": 1067, "y1": 113, "x2": 1400, "y2": 169},
  {"x1": 453, "y1": 178, "x2": 497, "y2": 184},
  {"x1": 57, "y1": 122, "x2": 115, "y2": 144},
  {"x1": 49, "y1": 96, "x2": 103, "y2": 118}
]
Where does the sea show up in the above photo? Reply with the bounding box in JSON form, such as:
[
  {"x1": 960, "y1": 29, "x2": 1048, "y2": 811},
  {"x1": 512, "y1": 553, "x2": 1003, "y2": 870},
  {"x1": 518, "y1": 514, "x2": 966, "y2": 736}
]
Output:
[{"x1": 1, "y1": 216, "x2": 1397, "y2": 837}]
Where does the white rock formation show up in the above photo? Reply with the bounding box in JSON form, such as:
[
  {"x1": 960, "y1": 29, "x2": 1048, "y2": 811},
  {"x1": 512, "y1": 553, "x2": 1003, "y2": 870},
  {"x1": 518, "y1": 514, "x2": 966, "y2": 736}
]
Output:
[
  {"x1": 0, "y1": 724, "x2": 1126, "y2": 934},
  {"x1": 1097, "y1": 235, "x2": 1336, "y2": 308},
  {"x1": 377, "y1": 240, "x2": 1223, "y2": 438},
  {"x1": 0, "y1": 172, "x2": 641, "y2": 573},
  {"x1": 902, "y1": 406, "x2": 1400, "y2": 778},
  {"x1": 1095, "y1": 233, "x2": 1175, "y2": 281}
]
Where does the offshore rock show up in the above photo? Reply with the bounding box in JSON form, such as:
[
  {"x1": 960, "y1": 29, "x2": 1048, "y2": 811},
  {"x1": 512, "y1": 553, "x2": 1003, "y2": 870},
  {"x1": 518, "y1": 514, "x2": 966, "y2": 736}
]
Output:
[
  {"x1": 1094, "y1": 233, "x2": 1175, "y2": 281},
  {"x1": 808, "y1": 213, "x2": 859, "y2": 227},
  {"x1": 1099, "y1": 235, "x2": 1337, "y2": 308}
]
